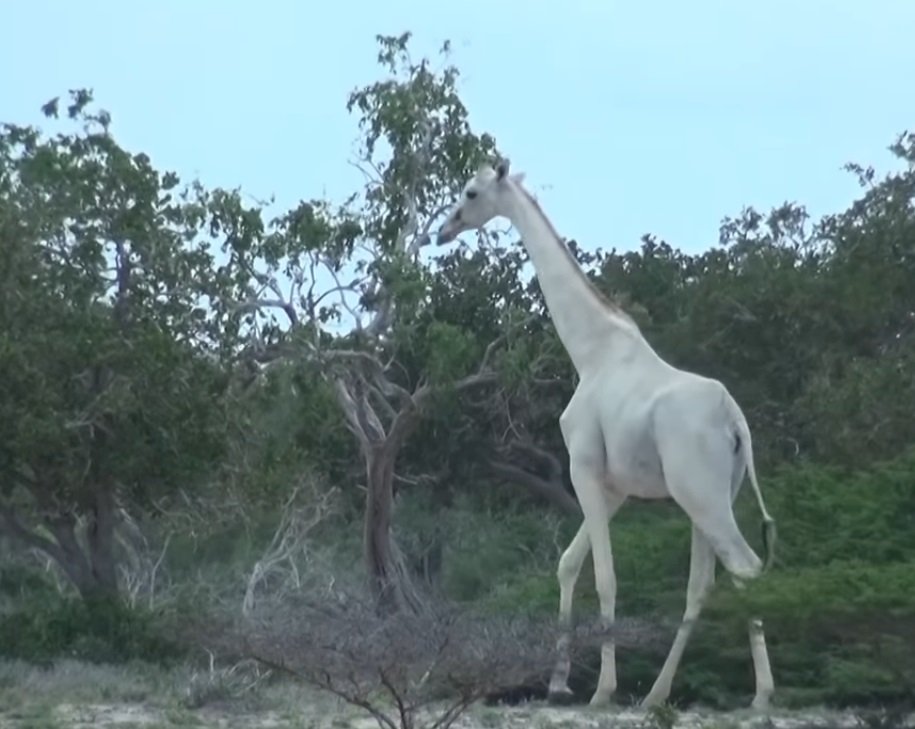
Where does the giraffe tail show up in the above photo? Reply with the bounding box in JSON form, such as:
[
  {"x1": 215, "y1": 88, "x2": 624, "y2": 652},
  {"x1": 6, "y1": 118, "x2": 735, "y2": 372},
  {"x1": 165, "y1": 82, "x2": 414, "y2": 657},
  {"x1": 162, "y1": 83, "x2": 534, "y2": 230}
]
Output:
[{"x1": 734, "y1": 409, "x2": 777, "y2": 573}]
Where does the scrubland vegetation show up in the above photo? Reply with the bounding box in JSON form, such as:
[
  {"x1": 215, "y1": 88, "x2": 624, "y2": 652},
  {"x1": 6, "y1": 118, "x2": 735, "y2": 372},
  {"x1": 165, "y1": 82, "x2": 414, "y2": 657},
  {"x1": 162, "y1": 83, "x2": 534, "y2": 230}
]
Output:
[{"x1": 2, "y1": 32, "x2": 914, "y2": 729}]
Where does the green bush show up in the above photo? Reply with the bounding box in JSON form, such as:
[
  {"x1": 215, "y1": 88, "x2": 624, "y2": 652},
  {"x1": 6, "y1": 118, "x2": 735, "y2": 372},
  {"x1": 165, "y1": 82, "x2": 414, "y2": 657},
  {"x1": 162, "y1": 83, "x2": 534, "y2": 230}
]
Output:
[
  {"x1": 0, "y1": 594, "x2": 182, "y2": 665},
  {"x1": 438, "y1": 451, "x2": 915, "y2": 709},
  {"x1": 440, "y1": 502, "x2": 574, "y2": 603}
]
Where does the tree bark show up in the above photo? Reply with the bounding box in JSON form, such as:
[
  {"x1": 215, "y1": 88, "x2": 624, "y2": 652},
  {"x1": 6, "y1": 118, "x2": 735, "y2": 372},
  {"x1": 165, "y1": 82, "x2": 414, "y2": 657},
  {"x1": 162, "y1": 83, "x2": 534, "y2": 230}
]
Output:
[
  {"x1": 85, "y1": 488, "x2": 120, "y2": 599},
  {"x1": 363, "y1": 441, "x2": 422, "y2": 615},
  {"x1": 2, "y1": 488, "x2": 121, "y2": 602},
  {"x1": 335, "y1": 376, "x2": 425, "y2": 615},
  {"x1": 46, "y1": 514, "x2": 96, "y2": 597},
  {"x1": 333, "y1": 356, "x2": 500, "y2": 615}
]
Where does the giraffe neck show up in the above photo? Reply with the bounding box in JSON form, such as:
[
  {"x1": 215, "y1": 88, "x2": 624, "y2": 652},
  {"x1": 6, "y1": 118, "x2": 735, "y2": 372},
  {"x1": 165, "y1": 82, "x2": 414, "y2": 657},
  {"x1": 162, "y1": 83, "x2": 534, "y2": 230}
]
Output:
[{"x1": 502, "y1": 181, "x2": 634, "y2": 373}]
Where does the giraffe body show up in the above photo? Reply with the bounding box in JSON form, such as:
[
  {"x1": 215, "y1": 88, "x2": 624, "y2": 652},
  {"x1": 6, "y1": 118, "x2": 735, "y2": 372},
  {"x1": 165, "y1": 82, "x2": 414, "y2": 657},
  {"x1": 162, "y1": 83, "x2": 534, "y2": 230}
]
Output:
[{"x1": 438, "y1": 160, "x2": 776, "y2": 709}]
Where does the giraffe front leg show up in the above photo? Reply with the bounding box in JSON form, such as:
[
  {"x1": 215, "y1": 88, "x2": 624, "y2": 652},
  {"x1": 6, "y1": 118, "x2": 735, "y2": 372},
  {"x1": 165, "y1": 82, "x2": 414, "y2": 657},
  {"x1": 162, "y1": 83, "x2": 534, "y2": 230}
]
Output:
[
  {"x1": 548, "y1": 522, "x2": 588, "y2": 704},
  {"x1": 565, "y1": 461, "x2": 624, "y2": 707}
]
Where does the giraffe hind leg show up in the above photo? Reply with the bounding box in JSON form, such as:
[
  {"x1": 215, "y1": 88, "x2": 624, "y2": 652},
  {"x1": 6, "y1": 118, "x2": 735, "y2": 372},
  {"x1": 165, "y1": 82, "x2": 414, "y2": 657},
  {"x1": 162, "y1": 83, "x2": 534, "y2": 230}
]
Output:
[{"x1": 642, "y1": 525, "x2": 716, "y2": 707}]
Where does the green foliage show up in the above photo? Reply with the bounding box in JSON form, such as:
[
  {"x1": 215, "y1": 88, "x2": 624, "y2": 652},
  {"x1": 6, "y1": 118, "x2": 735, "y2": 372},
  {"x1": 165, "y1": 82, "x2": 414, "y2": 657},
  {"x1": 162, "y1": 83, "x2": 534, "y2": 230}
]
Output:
[
  {"x1": 422, "y1": 321, "x2": 480, "y2": 382},
  {"x1": 432, "y1": 450, "x2": 915, "y2": 708},
  {"x1": 759, "y1": 451, "x2": 915, "y2": 569},
  {"x1": 0, "y1": 89, "x2": 239, "y2": 598},
  {"x1": 230, "y1": 361, "x2": 357, "y2": 508},
  {"x1": 658, "y1": 453, "x2": 915, "y2": 708},
  {"x1": 645, "y1": 702, "x2": 679, "y2": 729},
  {"x1": 0, "y1": 595, "x2": 180, "y2": 665},
  {"x1": 439, "y1": 501, "x2": 571, "y2": 606}
]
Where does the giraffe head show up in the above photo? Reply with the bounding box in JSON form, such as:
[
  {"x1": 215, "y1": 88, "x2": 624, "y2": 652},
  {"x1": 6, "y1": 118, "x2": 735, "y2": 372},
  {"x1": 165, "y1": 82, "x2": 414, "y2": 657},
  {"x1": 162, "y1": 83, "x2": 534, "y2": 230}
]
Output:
[{"x1": 437, "y1": 158, "x2": 525, "y2": 245}]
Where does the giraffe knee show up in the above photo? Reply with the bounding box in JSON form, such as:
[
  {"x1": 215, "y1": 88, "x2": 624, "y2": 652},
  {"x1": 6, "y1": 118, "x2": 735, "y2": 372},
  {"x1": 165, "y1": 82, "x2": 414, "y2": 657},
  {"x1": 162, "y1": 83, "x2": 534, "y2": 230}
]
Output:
[
  {"x1": 557, "y1": 550, "x2": 580, "y2": 585},
  {"x1": 557, "y1": 528, "x2": 589, "y2": 587}
]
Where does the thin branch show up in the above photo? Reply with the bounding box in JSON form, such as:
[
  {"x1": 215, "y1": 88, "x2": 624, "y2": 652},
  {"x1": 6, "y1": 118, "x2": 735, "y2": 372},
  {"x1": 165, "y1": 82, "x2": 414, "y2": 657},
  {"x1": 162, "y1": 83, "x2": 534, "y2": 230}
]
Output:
[
  {"x1": 232, "y1": 298, "x2": 298, "y2": 327},
  {"x1": 364, "y1": 118, "x2": 434, "y2": 338},
  {"x1": 316, "y1": 260, "x2": 364, "y2": 326},
  {"x1": 477, "y1": 312, "x2": 539, "y2": 374},
  {"x1": 488, "y1": 460, "x2": 581, "y2": 516},
  {"x1": 245, "y1": 651, "x2": 399, "y2": 729},
  {"x1": 334, "y1": 380, "x2": 372, "y2": 450},
  {"x1": 378, "y1": 668, "x2": 410, "y2": 729},
  {"x1": 367, "y1": 381, "x2": 400, "y2": 423},
  {"x1": 509, "y1": 439, "x2": 564, "y2": 481},
  {"x1": 0, "y1": 507, "x2": 67, "y2": 564}
]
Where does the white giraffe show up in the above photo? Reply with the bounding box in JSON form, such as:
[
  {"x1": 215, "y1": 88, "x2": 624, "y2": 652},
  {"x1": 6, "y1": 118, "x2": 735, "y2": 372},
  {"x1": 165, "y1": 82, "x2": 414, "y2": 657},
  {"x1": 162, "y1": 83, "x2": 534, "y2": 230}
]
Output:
[{"x1": 437, "y1": 160, "x2": 776, "y2": 710}]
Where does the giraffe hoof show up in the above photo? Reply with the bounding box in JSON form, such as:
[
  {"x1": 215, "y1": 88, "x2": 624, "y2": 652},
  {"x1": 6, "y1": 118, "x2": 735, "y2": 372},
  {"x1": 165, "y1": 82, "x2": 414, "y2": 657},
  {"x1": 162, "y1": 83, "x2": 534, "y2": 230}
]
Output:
[
  {"x1": 547, "y1": 687, "x2": 576, "y2": 706},
  {"x1": 588, "y1": 691, "x2": 614, "y2": 707}
]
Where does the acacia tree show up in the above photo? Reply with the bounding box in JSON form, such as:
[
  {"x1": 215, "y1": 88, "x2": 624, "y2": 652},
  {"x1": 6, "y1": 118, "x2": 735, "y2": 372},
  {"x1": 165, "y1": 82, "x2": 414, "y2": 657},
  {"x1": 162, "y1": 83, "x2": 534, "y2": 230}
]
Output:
[
  {"x1": 200, "y1": 34, "x2": 553, "y2": 613},
  {"x1": 0, "y1": 92, "x2": 235, "y2": 600}
]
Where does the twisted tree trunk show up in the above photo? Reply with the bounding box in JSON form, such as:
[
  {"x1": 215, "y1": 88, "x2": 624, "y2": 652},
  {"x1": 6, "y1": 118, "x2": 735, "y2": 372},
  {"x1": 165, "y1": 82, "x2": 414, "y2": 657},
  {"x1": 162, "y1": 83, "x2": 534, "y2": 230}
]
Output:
[
  {"x1": 2, "y1": 490, "x2": 120, "y2": 602},
  {"x1": 363, "y1": 440, "x2": 422, "y2": 614}
]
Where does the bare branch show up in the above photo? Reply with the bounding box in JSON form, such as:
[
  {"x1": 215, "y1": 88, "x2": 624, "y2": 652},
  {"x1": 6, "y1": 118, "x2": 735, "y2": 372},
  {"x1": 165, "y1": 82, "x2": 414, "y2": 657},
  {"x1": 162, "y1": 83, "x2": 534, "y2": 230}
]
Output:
[
  {"x1": 320, "y1": 348, "x2": 387, "y2": 371},
  {"x1": 363, "y1": 118, "x2": 434, "y2": 339},
  {"x1": 335, "y1": 377, "x2": 386, "y2": 448},
  {"x1": 334, "y1": 379, "x2": 371, "y2": 449},
  {"x1": 232, "y1": 298, "x2": 298, "y2": 327},
  {"x1": 242, "y1": 482, "x2": 339, "y2": 617},
  {"x1": 316, "y1": 260, "x2": 364, "y2": 327},
  {"x1": 508, "y1": 440, "x2": 564, "y2": 482},
  {"x1": 367, "y1": 380, "x2": 400, "y2": 423},
  {"x1": 0, "y1": 506, "x2": 68, "y2": 565},
  {"x1": 488, "y1": 460, "x2": 580, "y2": 516},
  {"x1": 476, "y1": 312, "x2": 539, "y2": 375}
]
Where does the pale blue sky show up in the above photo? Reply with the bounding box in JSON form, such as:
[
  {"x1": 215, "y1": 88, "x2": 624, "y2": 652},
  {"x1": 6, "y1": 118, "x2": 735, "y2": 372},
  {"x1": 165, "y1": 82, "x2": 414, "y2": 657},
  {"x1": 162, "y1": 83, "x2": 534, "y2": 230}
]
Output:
[{"x1": 3, "y1": 0, "x2": 914, "y2": 256}]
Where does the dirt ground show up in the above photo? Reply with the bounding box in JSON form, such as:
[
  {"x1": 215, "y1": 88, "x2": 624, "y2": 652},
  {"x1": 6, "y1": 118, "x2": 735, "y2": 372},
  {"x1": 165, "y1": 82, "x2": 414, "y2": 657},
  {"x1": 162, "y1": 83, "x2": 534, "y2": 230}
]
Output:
[
  {"x1": 0, "y1": 660, "x2": 911, "y2": 729},
  {"x1": 5, "y1": 701, "x2": 913, "y2": 729}
]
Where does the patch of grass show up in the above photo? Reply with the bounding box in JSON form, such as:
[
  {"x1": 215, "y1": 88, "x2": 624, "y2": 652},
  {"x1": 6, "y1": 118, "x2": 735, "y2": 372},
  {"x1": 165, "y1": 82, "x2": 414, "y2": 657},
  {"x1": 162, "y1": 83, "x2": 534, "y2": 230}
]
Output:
[
  {"x1": 473, "y1": 705, "x2": 506, "y2": 727},
  {"x1": 645, "y1": 702, "x2": 679, "y2": 729},
  {"x1": 0, "y1": 657, "x2": 192, "y2": 728},
  {"x1": 162, "y1": 704, "x2": 205, "y2": 726},
  {"x1": 18, "y1": 717, "x2": 61, "y2": 729},
  {"x1": 179, "y1": 660, "x2": 270, "y2": 711},
  {"x1": 4, "y1": 700, "x2": 79, "y2": 729}
]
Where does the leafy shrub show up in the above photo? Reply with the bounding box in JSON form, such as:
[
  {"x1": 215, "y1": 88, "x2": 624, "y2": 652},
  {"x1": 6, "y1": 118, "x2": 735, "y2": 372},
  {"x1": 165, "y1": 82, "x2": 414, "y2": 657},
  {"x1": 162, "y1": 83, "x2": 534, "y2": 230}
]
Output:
[
  {"x1": 0, "y1": 594, "x2": 181, "y2": 665},
  {"x1": 445, "y1": 452, "x2": 915, "y2": 709}
]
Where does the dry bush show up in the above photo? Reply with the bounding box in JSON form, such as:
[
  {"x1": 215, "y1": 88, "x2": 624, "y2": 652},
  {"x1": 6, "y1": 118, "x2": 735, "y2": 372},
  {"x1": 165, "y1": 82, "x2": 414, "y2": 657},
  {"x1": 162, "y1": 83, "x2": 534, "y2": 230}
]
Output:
[
  {"x1": 188, "y1": 578, "x2": 662, "y2": 729},
  {"x1": 240, "y1": 482, "x2": 340, "y2": 617}
]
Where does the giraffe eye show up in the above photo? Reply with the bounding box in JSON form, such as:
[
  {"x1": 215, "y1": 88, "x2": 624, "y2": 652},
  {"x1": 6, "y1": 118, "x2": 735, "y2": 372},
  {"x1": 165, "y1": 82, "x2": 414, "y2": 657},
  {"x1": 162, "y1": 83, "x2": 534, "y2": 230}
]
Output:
[{"x1": 466, "y1": 190, "x2": 478, "y2": 200}]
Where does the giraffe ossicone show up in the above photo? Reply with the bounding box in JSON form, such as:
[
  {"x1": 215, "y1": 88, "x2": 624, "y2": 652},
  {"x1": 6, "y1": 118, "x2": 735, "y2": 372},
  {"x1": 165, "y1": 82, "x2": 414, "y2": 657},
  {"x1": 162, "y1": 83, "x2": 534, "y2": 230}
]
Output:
[{"x1": 438, "y1": 160, "x2": 777, "y2": 710}]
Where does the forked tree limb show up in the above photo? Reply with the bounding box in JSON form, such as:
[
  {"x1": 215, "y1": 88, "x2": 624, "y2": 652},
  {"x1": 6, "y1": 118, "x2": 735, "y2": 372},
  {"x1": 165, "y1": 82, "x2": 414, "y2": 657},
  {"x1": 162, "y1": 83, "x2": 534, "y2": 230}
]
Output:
[{"x1": 488, "y1": 460, "x2": 580, "y2": 516}]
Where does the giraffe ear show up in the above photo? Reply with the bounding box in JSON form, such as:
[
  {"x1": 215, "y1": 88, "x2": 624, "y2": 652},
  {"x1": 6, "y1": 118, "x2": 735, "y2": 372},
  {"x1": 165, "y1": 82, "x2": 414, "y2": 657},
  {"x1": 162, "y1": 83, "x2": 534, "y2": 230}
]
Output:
[{"x1": 495, "y1": 158, "x2": 511, "y2": 180}]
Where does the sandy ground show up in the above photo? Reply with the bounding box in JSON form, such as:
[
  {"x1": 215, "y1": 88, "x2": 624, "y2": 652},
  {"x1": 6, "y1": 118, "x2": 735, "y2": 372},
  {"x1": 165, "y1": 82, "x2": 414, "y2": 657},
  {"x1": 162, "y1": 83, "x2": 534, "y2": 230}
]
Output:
[
  {"x1": 12, "y1": 702, "x2": 915, "y2": 729},
  {"x1": 4, "y1": 700, "x2": 913, "y2": 729},
  {"x1": 0, "y1": 660, "x2": 912, "y2": 729}
]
